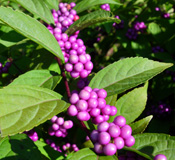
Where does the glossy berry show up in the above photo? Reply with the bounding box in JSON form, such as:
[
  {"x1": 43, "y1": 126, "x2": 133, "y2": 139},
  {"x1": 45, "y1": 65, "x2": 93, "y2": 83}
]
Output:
[
  {"x1": 103, "y1": 143, "x2": 117, "y2": 156},
  {"x1": 154, "y1": 154, "x2": 167, "y2": 160}
]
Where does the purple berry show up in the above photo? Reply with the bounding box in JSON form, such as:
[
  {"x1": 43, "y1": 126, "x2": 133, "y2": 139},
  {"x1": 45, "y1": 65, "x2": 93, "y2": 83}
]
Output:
[
  {"x1": 98, "y1": 132, "x2": 111, "y2": 145},
  {"x1": 97, "y1": 122, "x2": 109, "y2": 132},
  {"x1": 114, "y1": 137, "x2": 125, "y2": 149},
  {"x1": 113, "y1": 115, "x2": 126, "y2": 127},
  {"x1": 120, "y1": 125, "x2": 132, "y2": 139},
  {"x1": 125, "y1": 135, "x2": 135, "y2": 147},
  {"x1": 154, "y1": 154, "x2": 167, "y2": 160},
  {"x1": 108, "y1": 125, "x2": 121, "y2": 138},
  {"x1": 103, "y1": 143, "x2": 117, "y2": 156}
]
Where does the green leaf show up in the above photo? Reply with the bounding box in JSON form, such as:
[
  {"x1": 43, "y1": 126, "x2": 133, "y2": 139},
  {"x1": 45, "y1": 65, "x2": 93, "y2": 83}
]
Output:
[
  {"x1": 74, "y1": 0, "x2": 121, "y2": 14},
  {"x1": 14, "y1": 0, "x2": 54, "y2": 24},
  {"x1": 66, "y1": 10, "x2": 120, "y2": 35},
  {"x1": 105, "y1": 94, "x2": 118, "y2": 106},
  {"x1": 89, "y1": 57, "x2": 173, "y2": 96},
  {"x1": 109, "y1": 83, "x2": 148, "y2": 124},
  {"x1": 0, "y1": 27, "x2": 24, "y2": 47},
  {"x1": 9, "y1": 70, "x2": 61, "y2": 90},
  {"x1": 34, "y1": 141, "x2": 65, "y2": 160},
  {"x1": 132, "y1": 133, "x2": 175, "y2": 160},
  {"x1": 45, "y1": 0, "x2": 59, "y2": 10},
  {"x1": 148, "y1": 22, "x2": 161, "y2": 36},
  {"x1": 69, "y1": 148, "x2": 97, "y2": 160},
  {"x1": 130, "y1": 115, "x2": 153, "y2": 134},
  {"x1": 0, "y1": 134, "x2": 42, "y2": 160},
  {"x1": 0, "y1": 85, "x2": 69, "y2": 137},
  {"x1": 0, "y1": 6, "x2": 64, "y2": 61}
]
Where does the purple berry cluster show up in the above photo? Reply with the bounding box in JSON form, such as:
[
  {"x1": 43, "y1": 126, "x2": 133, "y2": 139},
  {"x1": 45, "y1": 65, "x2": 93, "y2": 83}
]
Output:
[
  {"x1": 147, "y1": 102, "x2": 172, "y2": 118},
  {"x1": 24, "y1": 129, "x2": 38, "y2": 142},
  {"x1": 68, "y1": 87, "x2": 117, "y2": 124},
  {"x1": 126, "y1": 21, "x2": 147, "y2": 40},
  {"x1": 46, "y1": 139, "x2": 79, "y2": 155},
  {"x1": 133, "y1": 21, "x2": 147, "y2": 32},
  {"x1": 47, "y1": 2, "x2": 78, "y2": 34},
  {"x1": 154, "y1": 154, "x2": 167, "y2": 160},
  {"x1": 113, "y1": 15, "x2": 124, "y2": 29},
  {"x1": 100, "y1": 4, "x2": 110, "y2": 11},
  {"x1": 126, "y1": 28, "x2": 138, "y2": 40},
  {"x1": 47, "y1": 2, "x2": 93, "y2": 79},
  {"x1": 152, "y1": 46, "x2": 164, "y2": 53},
  {"x1": 48, "y1": 116, "x2": 73, "y2": 138},
  {"x1": 118, "y1": 151, "x2": 147, "y2": 160},
  {"x1": 0, "y1": 61, "x2": 12, "y2": 74},
  {"x1": 90, "y1": 116, "x2": 135, "y2": 156}
]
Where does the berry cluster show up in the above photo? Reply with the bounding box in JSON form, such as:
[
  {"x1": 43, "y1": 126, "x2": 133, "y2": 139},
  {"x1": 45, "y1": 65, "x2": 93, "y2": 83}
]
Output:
[
  {"x1": 68, "y1": 87, "x2": 117, "y2": 124},
  {"x1": 100, "y1": 4, "x2": 110, "y2": 11},
  {"x1": 126, "y1": 28, "x2": 138, "y2": 40},
  {"x1": 48, "y1": 116, "x2": 73, "y2": 138},
  {"x1": 90, "y1": 116, "x2": 135, "y2": 156},
  {"x1": 46, "y1": 139, "x2": 79, "y2": 155},
  {"x1": 118, "y1": 151, "x2": 147, "y2": 160},
  {"x1": 47, "y1": 2, "x2": 93, "y2": 79},
  {"x1": 147, "y1": 102, "x2": 172, "y2": 119},
  {"x1": 47, "y1": 2, "x2": 78, "y2": 34},
  {"x1": 152, "y1": 46, "x2": 164, "y2": 53},
  {"x1": 64, "y1": 45, "x2": 93, "y2": 78},
  {"x1": 126, "y1": 21, "x2": 147, "y2": 40},
  {"x1": 154, "y1": 154, "x2": 167, "y2": 160},
  {"x1": 113, "y1": 16, "x2": 124, "y2": 29},
  {"x1": 133, "y1": 21, "x2": 147, "y2": 32},
  {"x1": 0, "y1": 61, "x2": 12, "y2": 74},
  {"x1": 24, "y1": 129, "x2": 38, "y2": 142}
]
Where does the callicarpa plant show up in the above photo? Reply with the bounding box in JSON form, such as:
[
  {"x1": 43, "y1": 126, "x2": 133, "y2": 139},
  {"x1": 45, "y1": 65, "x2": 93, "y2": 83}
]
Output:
[{"x1": 0, "y1": 0, "x2": 174, "y2": 160}]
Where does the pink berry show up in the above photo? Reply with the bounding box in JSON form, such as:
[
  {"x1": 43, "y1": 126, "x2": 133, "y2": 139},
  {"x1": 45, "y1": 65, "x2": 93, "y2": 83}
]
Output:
[
  {"x1": 94, "y1": 142, "x2": 103, "y2": 154},
  {"x1": 125, "y1": 136, "x2": 135, "y2": 147},
  {"x1": 69, "y1": 93, "x2": 79, "y2": 104},
  {"x1": 108, "y1": 125, "x2": 121, "y2": 138},
  {"x1": 103, "y1": 143, "x2": 117, "y2": 156},
  {"x1": 97, "y1": 122, "x2": 109, "y2": 132},
  {"x1": 114, "y1": 137, "x2": 125, "y2": 149},
  {"x1": 120, "y1": 125, "x2": 132, "y2": 139},
  {"x1": 98, "y1": 132, "x2": 111, "y2": 145},
  {"x1": 97, "y1": 89, "x2": 107, "y2": 98},
  {"x1": 154, "y1": 154, "x2": 167, "y2": 160},
  {"x1": 79, "y1": 89, "x2": 90, "y2": 100},
  {"x1": 113, "y1": 115, "x2": 126, "y2": 127}
]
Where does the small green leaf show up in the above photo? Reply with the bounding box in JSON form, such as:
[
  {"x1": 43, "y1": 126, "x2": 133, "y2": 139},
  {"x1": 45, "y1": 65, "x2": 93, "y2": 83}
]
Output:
[
  {"x1": 132, "y1": 133, "x2": 175, "y2": 160},
  {"x1": 74, "y1": 0, "x2": 121, "y2": 14},
  {"x1": 0, "y1": 85, "x2": 69, "y2": 137},
  {"x1": 148, "y1": 22, "x2": 161, "y2": 36},
  {"x1": 89, "y1": 57, "x2": 173, "y2": 96},
  {"x1": 14, "y1": 0, "x2": 54, "y2": 24},
  {"x1": 45, "y1": 0, "x2": 59, "y2": 10},
  {"x1": 0, "y1": 134, "x2": 42, "y2": 160},
  {"x1": 69, "y1": 148, "x2": 97, "y2": 160},
  {"x1": 34, "y1": 141, "x2": 65, "y2": 160},
  {"x1": 109, "y1": 84, "x2": 148, "y2": 124},
  {"x1": 66, "y1": 10, "x2": 120, "y2": 35},
  {"x1": 130, "y1": 115, "x2": 153, "y2": 134},
  {"x1": 9, "y1": 70, "x2": 62, "y2": 90},
  {"x1": 0, "y1": 6, "x2": 64, "y2": 61}
]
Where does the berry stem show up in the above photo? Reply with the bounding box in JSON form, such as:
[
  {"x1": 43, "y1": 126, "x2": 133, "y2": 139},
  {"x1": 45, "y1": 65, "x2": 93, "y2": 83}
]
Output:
[{"x1": 55, "y1": 57, "x2": 71, "y2": 98}]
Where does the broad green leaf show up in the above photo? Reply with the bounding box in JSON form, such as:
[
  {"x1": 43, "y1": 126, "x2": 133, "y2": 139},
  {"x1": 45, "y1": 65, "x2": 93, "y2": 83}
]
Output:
[
  {"x1": 0, "y1": 134, "x2": 42, "y2": 160},
  {"x1": 109, "y1": 83, "x2": 148, "y2": 124},
  {"x1": 45, "y1": 0, "x2": 59, "y2": 10},
  {"x1": 69, "y1": 148, "x2": 97, "y2": 160},
  {"x1": 9, "y1": 70, "x2": 61, "y2": 90},
  {"x1": 34, "y1": 141, "x2": 65, "y2": 160},
  {"x1": 14, "y1": 0, "x2": 54, "y2": 24},
  {"x1": 66, "y1": 10, "x2": 120, "y2": 35},
  {"x1": 130, "y1": 115, "x2": 153, "y2": 134},
  {"x1": 105, "y1": 94, "x2": 118, "y2": 106},
  {"x1": 132, "y1": 133, "x2": 175, "y2": 160},
  {"x1": 0, "y1": 85, "x2": 69, "y2": 137},
  {"x1": 0, "y1": 7, "x2": 64, "y2": 61},
  {"x1": 74, "y1": 0, "x2": 121, "y2": 14},
  {"x1": 89, "y1": 57, "x2": 173, "y2": 96}
]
